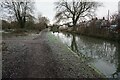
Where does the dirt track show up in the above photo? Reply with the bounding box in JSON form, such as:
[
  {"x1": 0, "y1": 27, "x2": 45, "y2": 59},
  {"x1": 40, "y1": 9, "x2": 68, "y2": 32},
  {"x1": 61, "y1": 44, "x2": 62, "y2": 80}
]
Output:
[
  {"x1": 2, "y1": 29, "x2": 105, "y2": 78},
  {"x1": 2, "y1": 30, "x2": 60, "y2": 78}
]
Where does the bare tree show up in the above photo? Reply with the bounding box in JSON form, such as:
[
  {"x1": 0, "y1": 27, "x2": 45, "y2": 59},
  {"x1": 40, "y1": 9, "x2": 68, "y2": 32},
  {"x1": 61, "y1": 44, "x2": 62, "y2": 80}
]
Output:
[
  {"x1": 36, "y1": 14, "x2": 50, "y2": 30},
  {"x1": 2, "y1": 0, "x2": 34, "y2": 28},
  {"x1": 110, "y1": 13, "x2": 118, "y2": 25},
  {"x1": 38, "y1": 14, "x2": 50, "y2": 25},
  {"x1": 54, "y1": 0, "x2": 102, "y2": 30}
]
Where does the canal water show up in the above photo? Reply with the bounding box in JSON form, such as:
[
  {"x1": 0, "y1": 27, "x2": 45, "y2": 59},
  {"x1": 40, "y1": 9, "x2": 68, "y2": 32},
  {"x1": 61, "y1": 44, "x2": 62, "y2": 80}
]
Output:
[{"x1": 51, "y1": 32, "x2": 120, "y2": 78}]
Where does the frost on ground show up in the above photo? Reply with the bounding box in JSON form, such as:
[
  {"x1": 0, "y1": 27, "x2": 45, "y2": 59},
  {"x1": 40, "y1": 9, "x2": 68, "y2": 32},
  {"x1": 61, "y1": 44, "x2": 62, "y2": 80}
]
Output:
[{"x1": 2, "y1": 30, "x2": 105, "y2": 78}]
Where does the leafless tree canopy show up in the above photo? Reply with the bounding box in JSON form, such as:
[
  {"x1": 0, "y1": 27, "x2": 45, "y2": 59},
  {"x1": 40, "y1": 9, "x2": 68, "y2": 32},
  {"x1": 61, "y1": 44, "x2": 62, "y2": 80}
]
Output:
[
  {"x1": 54, "y1": 0, "x2": 102, "y2": 27},
  {"x1": 38, "y1": 14, "x2": 50, "y2": 25},
  {"x1": 2, "y1": 0, "x2": 35, "y2": 28}
]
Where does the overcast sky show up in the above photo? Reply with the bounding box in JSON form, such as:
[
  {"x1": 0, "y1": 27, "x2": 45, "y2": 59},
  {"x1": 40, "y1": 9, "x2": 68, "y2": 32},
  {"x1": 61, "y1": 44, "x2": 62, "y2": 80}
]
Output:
[
  {"x1": 33, "y1": 0, "x2": 119, "y2": 24},
  {"x1": 0, "y1": 0, "x2": 119, "y2": 24}
]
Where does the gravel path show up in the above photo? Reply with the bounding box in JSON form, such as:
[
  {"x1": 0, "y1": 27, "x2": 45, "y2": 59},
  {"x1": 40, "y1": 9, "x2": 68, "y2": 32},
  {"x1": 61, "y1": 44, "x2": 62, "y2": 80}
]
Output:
[{"x1": 2, "y1": 29, "x2": 105, "y2": 78}]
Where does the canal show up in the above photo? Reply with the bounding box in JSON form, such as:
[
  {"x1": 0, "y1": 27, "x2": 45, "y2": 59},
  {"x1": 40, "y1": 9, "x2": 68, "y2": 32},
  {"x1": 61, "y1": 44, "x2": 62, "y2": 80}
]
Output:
[{"x1": 51, "y1": 31, "x2": 120, "y2": 78}]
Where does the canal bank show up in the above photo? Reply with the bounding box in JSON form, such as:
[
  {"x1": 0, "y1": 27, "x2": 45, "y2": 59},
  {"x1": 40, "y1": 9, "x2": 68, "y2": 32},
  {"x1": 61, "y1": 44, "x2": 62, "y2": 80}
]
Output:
[
  {"x1": 51, "y1": 31, "x2": 120, "y2": 78},
  {"x1": 2, "y1": 29, "x2": 105, "y2": 78},
  {"x1": 46, "y1": 31, "x2": 106, "y2": 78},
  {"x1": 59, "y1": 29, "x2": 120, "y2": 43}
]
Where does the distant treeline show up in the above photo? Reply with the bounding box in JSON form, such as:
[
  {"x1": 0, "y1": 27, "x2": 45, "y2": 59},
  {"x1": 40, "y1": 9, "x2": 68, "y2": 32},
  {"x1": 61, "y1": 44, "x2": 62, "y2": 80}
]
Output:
[{"x1": 1, "y1": 16, "x2": 49, "y2": 33}]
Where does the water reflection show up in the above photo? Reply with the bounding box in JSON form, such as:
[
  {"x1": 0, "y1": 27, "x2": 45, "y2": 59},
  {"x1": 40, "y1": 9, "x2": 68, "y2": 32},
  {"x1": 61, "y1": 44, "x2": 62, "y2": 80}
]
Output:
[
  {"x1": 112, "y1": 44, "x2": 120, "y2": 78},
  {"x1": 52, "y1": 32, "x2": 120, "y2": 78},
  {"x1": 78, "y1": 36, "x2": 117, "y2": 61},
  {"x1": 71, "y1": 34, "x2": 79, "y2": 53},
  {"x1": 76, "y1": 35, "x2": 119, "y2": 77}
]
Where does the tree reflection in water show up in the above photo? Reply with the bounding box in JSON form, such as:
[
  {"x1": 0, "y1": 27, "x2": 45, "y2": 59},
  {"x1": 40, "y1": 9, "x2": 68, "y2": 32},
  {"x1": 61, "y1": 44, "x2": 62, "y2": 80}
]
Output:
[
  {"x1": 71, "y1": 34, "x2": 79, "y2": 53},
  {"x1": 52, "y1": 32, "x2": 120, "y2": 77},
  {"x1": 112, "y1": 43, "x2": 120, "y2": 78}
]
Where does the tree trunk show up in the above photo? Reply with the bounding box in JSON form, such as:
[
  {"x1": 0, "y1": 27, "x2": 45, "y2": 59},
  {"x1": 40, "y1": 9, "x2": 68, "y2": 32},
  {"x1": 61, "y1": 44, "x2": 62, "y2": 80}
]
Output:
[
  {"x1": 72, "y1": 20, "x2": 77, "y2": 31},
  {"x1": 19, "y1": 18, "x2": 26, "y2": 28},
  {"x1": 19, "y1": 21, "x2": 24, "y2": 28}
]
